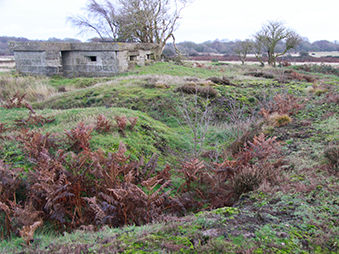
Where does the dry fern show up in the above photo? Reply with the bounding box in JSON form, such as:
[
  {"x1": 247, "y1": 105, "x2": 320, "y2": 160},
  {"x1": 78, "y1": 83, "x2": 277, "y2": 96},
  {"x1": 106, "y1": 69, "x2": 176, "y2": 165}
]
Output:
[
  {"x1": 95, "y1": 114, "x2": 114, "y2": 133},
  {"x1": 2, "y1": 91, "x2": 27, "y2": 109},
  {"x1": 18, "y1": 221, "x2": 43, "y2": 245},
  {"x1": 65, "y1": 122, "x2": 94, "y2": 152},
  {"x1": 128, "y1": 116, "x2": 139, "y2": 131}
]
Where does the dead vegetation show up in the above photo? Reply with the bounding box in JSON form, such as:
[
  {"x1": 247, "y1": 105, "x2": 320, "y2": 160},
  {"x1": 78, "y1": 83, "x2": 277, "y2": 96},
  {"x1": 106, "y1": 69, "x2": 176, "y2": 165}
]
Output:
[
  {"x1": 176, "y1": 84, "x2": 218, "y2": 98},
  {"x1": 1, "y1": 61, "x2": 339, "y2": 253},
  {"x1": 0, "y1": 91, "x2": 290, "y2": 244}
]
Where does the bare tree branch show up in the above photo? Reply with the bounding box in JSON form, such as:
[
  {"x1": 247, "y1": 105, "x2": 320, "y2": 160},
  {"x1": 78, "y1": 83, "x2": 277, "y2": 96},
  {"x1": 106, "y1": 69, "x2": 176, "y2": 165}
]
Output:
[{"x1": 67, "y1": 0, "x2": 194, "y2": 58}]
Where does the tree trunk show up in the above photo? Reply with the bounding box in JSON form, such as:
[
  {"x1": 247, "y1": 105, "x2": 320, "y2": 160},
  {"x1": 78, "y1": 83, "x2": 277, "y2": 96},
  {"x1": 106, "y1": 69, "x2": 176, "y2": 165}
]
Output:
[{"x1": 154, "y1": 44, "x2": 163, "y2": 61}]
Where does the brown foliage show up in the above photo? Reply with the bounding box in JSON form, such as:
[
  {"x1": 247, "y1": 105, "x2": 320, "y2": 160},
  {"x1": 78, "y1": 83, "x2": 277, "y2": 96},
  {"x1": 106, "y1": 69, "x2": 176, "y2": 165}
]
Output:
[
  {"x1": 18, "y1": 221, "x2": 43, "y2": 245},
  {"x1": 87, "y1": 174, "x2": 170, "y2": 227},
  {"x1": 291, "y1": 71, "x2": 315, "y2": 82},
  {"x1": 27, "y1": 149, "x2": 90, "y2": 228},
  {"x1": 14, "y1": 112, "x2": 55, "y2": 127},
  {"x1": 326, "y1": 92, "x2": 339, "y2": 104},
  {"x1": 0, "y1": 99, "x2": 286, "y2": 236},
  {"x1": 229, "y1": 121, "x2": 265, "y2": 156},
  {"x1": 65, "y1": 122, "x2": 94, "y2": 152},
  {"x1": 95, "y1": 114, "x2": 114, "y2": 133},
  {"x1": 0, "y1": 123, "x2": 11, "y2": 141},
  {"x1": 178, "y1": 158, "x2": 205, "y2": 192},
  {"x1": 267, "y1": 113, "x2": 292, "y2": 127},
  {"x1": 95, "y1": 115, "x2": 138, "y2": 134},
  {"x1": 1, "y1": 91, "x2": 27, "y2": 109},
  {"x1": 83, "y1": 151, "x2": 171, "y2": 226},
  {"x1": 231, "y1": 163, "x2": 278, "y2": 195},
  {"x1": 324, "y1": 145, "x2": 339, "y2": 169},
  {"x1": 2, "y1": 93, "x2": 55, "y2": 128},
  {"x1": 128, "y1": 116, "x2": 138, "y2": 131},
  {"x1": 194, "y1": 62, "x2": 206, "y2": 68},
  {"x1": 168, "y1": 157, "x2": 238, "y2": 212},
  {"x1": 114, "y1": 115, "x2": 128, "y2": 136},
  {"x1": 280, "y1": 61, "x2": 291, "y2": 67},
  {"x1": 0, "y1": 161, "x2": 28, "y2": 237},
  {"x1": 239, "y1": 133, "x2": 279, "y2": 164},
  {"x1": 259, "y1": 93, "x2": 305, "y2": 117},
  {"x1": 291, "y1": 71, "x2": 304, "y2": 81},
  {"x1": 206, "y1": 76, "x2": 235, "y2": 86},
  {"x1": 214, "y1": 133, "x2": 282, "y2": 197},
  {"x1": 16, "y1": 129, "x2": 59, "y2": 160}
]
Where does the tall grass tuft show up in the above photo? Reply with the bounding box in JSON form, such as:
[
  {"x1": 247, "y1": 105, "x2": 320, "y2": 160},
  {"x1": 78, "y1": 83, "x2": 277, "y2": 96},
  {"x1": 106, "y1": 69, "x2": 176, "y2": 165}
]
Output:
[{"x1": 0, "y1": 74, "x2": 55, "y2": 103}]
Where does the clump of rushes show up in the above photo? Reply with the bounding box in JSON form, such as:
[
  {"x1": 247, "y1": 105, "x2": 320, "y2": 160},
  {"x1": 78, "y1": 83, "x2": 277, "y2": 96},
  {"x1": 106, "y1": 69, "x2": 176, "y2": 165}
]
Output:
[
  {"x1": 268, "y1": 113, "x2": 292, "y2": 127},
  {"x1": 307, "y1": 84, "x2": 328, "y2": 96}
]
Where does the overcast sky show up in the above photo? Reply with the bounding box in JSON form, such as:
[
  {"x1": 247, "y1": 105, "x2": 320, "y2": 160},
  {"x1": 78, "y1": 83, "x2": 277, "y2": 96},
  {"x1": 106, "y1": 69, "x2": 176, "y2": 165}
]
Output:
[{"x1": 1, "y1": 0, "x2": 339, "y2": 43}]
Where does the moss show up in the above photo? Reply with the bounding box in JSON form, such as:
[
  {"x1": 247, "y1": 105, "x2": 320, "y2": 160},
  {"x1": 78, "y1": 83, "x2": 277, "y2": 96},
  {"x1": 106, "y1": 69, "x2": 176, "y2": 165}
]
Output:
[{"x1": 211, "y1": 207, "x2": 240, "y2": 216}]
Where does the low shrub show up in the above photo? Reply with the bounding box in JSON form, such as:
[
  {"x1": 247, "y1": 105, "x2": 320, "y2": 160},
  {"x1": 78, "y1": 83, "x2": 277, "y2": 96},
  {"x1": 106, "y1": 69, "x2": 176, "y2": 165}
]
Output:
[
  {"x1": 307, "y1": 85, "x2": 329, "y2": 96},
  {"x1": 231, "y1": 165, "x2": 264, "y2": 195},
  {"x1": 324, "y1": 145, "x2": 339, "y2": 169},
  {"x1": 268, "y1": 113, "x2": 292, "y2": 127},
  {"x1": 176, "y1": 84, "x2": 218, "y2": 98},
  {"x1": 326, "y1": 92, "x2": 339, "y2": 104},
  {"x1": 206, "y1": 76, "x2": 235, "y2": 86}
]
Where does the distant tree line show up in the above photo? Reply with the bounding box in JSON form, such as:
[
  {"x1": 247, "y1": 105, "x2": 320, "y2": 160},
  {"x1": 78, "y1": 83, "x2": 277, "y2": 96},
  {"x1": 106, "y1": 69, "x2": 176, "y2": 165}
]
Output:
[
  {"x1": 1, "y1": 35, "x2": 338, "y2": 56},
  {"x1": 0, "y1": 36, "x2": 30, "y2": 55},
  {"x1": 163, "y1": 38, "x2": 339, "y2": 57}
]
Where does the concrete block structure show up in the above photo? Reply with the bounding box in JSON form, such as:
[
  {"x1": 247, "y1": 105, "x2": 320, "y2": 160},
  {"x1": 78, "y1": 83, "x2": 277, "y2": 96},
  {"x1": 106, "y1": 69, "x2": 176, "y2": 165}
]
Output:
[{"x1": 9, "y1": 41, "x2": 160, "y2": 77}]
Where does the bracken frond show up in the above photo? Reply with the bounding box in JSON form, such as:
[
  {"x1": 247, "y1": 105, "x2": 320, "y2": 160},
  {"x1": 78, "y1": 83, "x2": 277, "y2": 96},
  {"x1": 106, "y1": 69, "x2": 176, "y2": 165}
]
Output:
[
  {"x1": 19, "y1": 221, "x2": 43, "y2": 245},
  {"x1": 2, "y1": 91, "x2": 26, "y2": 109},
  {"x1": 95, "y1": 114, "x2": 114, "y2": 133},
  {"x1": 64, "y1": 122, "x2": 94, "y2": 152}
]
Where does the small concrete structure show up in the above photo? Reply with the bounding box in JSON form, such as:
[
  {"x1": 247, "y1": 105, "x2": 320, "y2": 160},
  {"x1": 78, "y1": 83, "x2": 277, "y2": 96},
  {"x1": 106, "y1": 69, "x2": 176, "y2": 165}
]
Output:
[{"x1": 9, "y1": 42, "x2": 160, "y2": 77}]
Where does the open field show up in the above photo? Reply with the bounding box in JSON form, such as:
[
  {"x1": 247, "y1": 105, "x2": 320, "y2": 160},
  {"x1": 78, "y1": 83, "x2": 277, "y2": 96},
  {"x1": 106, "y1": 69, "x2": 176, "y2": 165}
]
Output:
[
  {"x1": 190, "y1": 51, "x2": 339, "y2": 66},
  {"x1": 0, "y1": 56, "x2": 15, "y2": 72},
  {"x1": 310, "y1": 51, "x2": 339, "y2": 58},
  {"x1": 1, "y1": 61, "x2": 339, "y2": 253}
]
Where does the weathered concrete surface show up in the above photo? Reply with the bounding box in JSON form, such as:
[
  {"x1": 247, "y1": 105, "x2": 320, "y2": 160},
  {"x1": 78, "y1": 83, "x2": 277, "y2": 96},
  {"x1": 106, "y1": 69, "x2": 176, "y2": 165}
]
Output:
[{"x1": 9, "y1": 42, "x2": 160, "y2": 77}]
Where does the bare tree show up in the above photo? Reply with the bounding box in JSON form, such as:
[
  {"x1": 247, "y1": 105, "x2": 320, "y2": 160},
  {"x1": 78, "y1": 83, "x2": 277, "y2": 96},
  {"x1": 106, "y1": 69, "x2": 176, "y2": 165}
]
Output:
[
  {"x1": 176, "y1": 87, "x2": 213, "y2": 158},
  {"x1": 253, "y1": 20, "x2": 301, "y2": 67},
  {"x1": 67, "y1": 0, "x2": 194, "y2": 59},
  {"x1": 252, "y1": 38, "x2": 265, "y2": 67},
  {"x1": 67, "y1": 0, "x2": 119, "y2": 41},
  {"x1": 233, "y1": 39, "x2": 252, "y2": 65}
]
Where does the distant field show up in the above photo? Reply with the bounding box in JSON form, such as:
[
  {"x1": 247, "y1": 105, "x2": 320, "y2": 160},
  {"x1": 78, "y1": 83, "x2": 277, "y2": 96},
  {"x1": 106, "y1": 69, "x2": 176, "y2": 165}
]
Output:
[
  {"x1": 2, "y1": 51, "x2": 339, "y2": 74},
  {"x1": 309, "y1": 51, "x2": 339, "y2": 57},
  {"x1": 192, "y1": 51, "x2": 339, "y2": 66},
  {"x1": 0, "y1": 56, "x2": 15, "y2": 72}
]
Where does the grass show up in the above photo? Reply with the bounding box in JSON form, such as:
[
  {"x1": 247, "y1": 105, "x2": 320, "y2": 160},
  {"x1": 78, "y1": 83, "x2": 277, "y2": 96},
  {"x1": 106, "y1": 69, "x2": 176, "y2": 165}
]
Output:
[
  {"x1": 1, "y1": 61, "x2": 339, "y2": 253},
  {"x1": 0, "y1": 73, "x2": 55, "y2": 104},
  {"x1": 0, "y1": 106, "x2": 188, "y2": 165}
]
